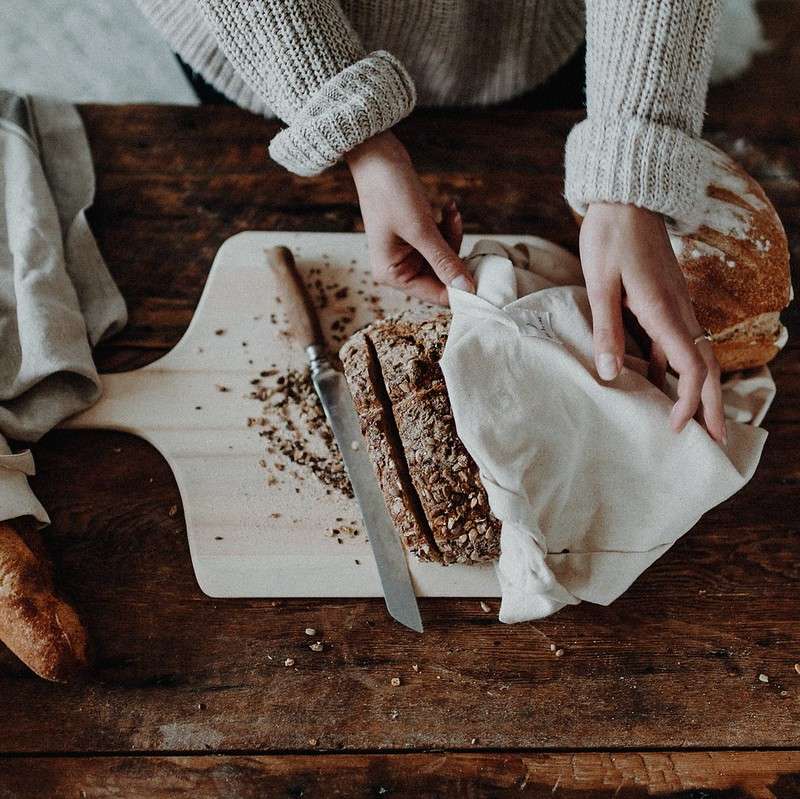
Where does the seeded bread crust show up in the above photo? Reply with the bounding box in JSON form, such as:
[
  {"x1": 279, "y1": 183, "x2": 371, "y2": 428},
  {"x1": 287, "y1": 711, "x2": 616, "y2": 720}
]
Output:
[
  {"x1": 340, "y1": 327, "x2": 436, "y2": 561},
  {"x1": 340, "y1": 308, "x2": 501, "y2": 565}
]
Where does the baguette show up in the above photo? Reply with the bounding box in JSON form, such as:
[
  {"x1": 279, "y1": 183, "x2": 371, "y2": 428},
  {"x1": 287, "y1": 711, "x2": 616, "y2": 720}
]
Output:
[{"x1": 0, "y1": 519, "x2": 89, "y2": 682}]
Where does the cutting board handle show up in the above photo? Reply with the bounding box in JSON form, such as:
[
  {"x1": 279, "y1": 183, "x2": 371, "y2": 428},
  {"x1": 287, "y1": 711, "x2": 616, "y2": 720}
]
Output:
[{"x1": 266, "y1": 246, "x2": 325, "y2": 351}]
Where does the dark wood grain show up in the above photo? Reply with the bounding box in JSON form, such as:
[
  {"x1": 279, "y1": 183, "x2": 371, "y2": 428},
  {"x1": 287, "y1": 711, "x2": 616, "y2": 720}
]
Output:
[
  {"x1": 2, "y1": 1, "x2": 800, "y2": 782},
  {"x1": 2, "y1": 752, "x2": 799, "y2": 799}
]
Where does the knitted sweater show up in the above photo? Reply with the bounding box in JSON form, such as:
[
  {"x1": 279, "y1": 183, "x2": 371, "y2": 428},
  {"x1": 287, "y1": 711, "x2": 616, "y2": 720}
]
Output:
[{"x1": 134, "y1": 0, "x2": 721, "y2": 228}]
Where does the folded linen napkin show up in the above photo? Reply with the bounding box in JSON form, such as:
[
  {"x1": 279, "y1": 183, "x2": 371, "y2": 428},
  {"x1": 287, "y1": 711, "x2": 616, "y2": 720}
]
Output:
[
  {"x1": 441, "y1": 239, "x2": 773, "y2": 622},
  {"x1": 0, "y1": 90, "x2": 126, "y2": 524}
]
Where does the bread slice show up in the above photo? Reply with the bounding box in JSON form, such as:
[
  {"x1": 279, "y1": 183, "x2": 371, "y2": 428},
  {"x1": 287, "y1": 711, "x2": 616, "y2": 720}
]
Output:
[
  {"x1": 340, "y1": 326, "x2": 437, "y2": 561},
  {"x1": 340, "y1": 308, "x2": 501, "y2": 565}
]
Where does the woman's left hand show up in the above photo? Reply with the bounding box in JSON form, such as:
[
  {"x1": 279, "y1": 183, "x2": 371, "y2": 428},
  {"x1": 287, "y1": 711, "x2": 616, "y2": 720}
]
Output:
[{"x1": 579, "y1": 202, "x2": 726, "y2": 445}]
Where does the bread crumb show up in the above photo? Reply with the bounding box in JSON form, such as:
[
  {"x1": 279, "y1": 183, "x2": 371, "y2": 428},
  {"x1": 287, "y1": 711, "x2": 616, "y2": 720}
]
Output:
[
  {"x1": 284, "y1": 658, "x2": 295, "y2": 667},
  {"x1": 214, "y1": 328, "x2": 226, "y2": 336},
  {"x1": 390, "y1": 677, "x2": 401, "y2": 687},
  {"x1": 309, "y1": 641, "x2": 324, "y2": 652},
  {"x1": 480, "y1": 601, "x2": 491, "y2": 613},
  {"x1": 305, "y1": 628, "x2": 316, "y2": 636},
  {"x1": 758, "y1": 673, "x2": 769, "y2": 683}
]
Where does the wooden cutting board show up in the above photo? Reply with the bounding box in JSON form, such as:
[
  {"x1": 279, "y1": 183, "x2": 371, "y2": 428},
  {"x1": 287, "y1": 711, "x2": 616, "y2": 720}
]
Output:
[{"x1": 61, "y1": 231, "x2": 573, "y2": 598}]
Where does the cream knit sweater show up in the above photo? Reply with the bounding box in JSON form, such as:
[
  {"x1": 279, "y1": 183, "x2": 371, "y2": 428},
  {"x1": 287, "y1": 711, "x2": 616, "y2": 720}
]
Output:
[{"x1": 135, "y1": 0, "x2": 721, "y2": 228}]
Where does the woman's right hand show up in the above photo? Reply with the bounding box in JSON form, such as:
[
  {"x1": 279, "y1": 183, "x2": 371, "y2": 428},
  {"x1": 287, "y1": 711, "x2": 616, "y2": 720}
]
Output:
[{"x1": 345, "y1": 131, "x2": 475, "y2": 305}]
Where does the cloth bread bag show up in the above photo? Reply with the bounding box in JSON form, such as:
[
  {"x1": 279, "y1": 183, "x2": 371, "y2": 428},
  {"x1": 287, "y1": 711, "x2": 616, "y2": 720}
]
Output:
[{"x1": 441, "y1": 239, "x2": 774, "y2": 623}]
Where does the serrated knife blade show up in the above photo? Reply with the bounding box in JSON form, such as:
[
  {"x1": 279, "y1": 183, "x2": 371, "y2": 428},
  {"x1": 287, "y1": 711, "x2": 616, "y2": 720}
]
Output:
[
  {"x1": 266, "y1": 245, "x2": 422, "y2": 633},
  {"x1": 309, "y1": 356, "x2": 423, "y2": 633}
]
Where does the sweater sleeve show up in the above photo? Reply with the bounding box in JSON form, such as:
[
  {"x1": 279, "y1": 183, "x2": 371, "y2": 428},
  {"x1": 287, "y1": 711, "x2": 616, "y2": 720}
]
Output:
[
  {"x1": 564, "y1": 0, "x2": 721, "y2": 230},
  {"x1": 193, "y1": 0, "x2": 416, "y2": 176}
]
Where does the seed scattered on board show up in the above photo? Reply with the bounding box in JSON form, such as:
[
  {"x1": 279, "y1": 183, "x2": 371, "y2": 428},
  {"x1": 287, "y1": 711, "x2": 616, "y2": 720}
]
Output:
[
  {"x1": 555, "y1": 649, "x2": 565, "y2": 657},
  {"x1": 309, "y1": 641, "x2": 324, "y2": 652},
  {"x1": 480, "y1": 601, "x2": 490, "y2": 613},
  {"x1": 305, "y1": 628, "x2": 316, "y2": 636},
  {"x1": 758, "y1": 673, "x2": 769, "y2": 683},
  {"x1": 390, "y1": 677, "x2": 401, "y2": 687},
  {"x1": 284, "y1": 658, "x2": 295, "y2": 667},
  {"x1": 795, "y1": 663, "x2": 800, "y2": 675}
]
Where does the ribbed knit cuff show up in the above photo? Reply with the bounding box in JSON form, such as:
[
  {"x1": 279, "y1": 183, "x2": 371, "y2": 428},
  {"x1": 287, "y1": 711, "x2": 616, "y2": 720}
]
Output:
[
  {"x1": 268, "y1": 51, "x2": 416, "y2": 176},
  {"x1": 564, "y1": 117, "x2": 713, "y2": 232}
]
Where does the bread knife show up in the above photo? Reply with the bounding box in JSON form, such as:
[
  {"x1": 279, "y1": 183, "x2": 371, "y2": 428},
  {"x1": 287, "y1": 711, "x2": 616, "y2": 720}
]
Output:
[{"x1": 266, "y1": 246, "x2": 423, "y2": 633}]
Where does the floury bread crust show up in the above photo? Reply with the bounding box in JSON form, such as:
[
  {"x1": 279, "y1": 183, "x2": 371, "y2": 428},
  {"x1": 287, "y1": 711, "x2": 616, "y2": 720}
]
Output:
[
  {"x1": 668, "y1": 141, "x2": 791, "y2": 372},
  {"x1": 572, "y1": 141, "x2": 792, "y2": 372},
  {"x1": 340, "y1": 309, "x2": 501, "y2": 565}
]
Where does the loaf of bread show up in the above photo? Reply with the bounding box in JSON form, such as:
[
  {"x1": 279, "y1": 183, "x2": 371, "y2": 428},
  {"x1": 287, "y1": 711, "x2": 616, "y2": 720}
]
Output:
[
  {"x1": 0, "y1": 519, "x2": 89, "y2": 682},
  {"x1": 668, "y1": 141, "x2": 791, "y2": 372},
  {"x1": 340, "y1": 308, "x2": 501, "y2": 564},
  {"x1": 573, "y1": 143, "x2": 790, "y2": 371}
]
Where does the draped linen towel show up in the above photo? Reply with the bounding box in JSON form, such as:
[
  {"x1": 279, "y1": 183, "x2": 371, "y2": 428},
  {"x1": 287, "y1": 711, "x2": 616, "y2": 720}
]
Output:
[
  {"x1": 441, "y1": 239, "x2": 773, "y2": 623},
  {"x1": 0, "y1": 91, "x2": 127, "y2": 525}
]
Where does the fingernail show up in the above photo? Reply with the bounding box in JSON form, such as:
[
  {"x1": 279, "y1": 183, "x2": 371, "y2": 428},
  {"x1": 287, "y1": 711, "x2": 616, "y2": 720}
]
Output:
[
  {"x1": 597, "y1": 353, "x2": 619, "y2": 381},
  {"x1": 451, "y1": 275, "x2": 475, "y2": 293},
  {"x1": 721, "y1": 423, "x2": 728, "y2": 446},
  {"x1": 669, "y1": 404, "x2": 686, "y2": 433}
]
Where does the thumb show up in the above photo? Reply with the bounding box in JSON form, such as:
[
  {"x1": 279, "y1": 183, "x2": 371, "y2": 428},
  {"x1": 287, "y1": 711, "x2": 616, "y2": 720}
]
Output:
[
  {"x1": 409, "y1": 220, "x2": 475, "y2": 294},
  {"x1": 585, "y1": 274, "x2": 626, "y2": 381}
]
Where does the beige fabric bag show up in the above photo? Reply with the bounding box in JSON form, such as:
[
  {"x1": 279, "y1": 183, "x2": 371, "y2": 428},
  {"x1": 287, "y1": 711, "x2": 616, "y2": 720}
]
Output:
[{"x1": 441, "y1": 240, "x2": 774, "y2": 623}]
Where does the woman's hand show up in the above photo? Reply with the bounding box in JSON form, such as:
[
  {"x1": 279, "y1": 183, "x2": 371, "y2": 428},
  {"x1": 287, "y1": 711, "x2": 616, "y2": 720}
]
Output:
[
  {"x1": 580, "y1": 203, "x2": 726, "y2": 445},
  {"x1": 346, "y1": 131, "x2": 474, "y2": 305}
]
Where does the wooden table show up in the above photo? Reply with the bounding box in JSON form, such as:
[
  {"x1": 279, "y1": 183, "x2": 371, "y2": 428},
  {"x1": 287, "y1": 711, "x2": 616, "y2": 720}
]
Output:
[{"x1": 2, "y1": 12, "x2": 800, "y2": 796}]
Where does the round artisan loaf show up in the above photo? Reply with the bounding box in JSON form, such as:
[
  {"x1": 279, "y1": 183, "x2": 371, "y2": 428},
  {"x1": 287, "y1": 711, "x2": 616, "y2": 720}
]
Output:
[
  {"x1": 572, "y1": 141, "x2": 791, "y2": 371},
  {"x1": 667, "y1": 141, "x2": 791, "y2": 372}
]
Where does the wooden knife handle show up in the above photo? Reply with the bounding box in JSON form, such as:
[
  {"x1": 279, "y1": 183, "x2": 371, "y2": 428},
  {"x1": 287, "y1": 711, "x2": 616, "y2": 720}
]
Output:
[{"x1": 266, "y1": 246, "x2": 325, "y2": 351}]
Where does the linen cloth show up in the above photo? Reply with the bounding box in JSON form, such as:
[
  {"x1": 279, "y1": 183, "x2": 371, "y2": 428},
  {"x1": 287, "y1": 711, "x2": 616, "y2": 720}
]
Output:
[
  {"x1": 0, "y1": 90, "x2": 127, "y2": 525},
  {"x1": 441, "y1": 240, "x2": 773, "y2": 623}
]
